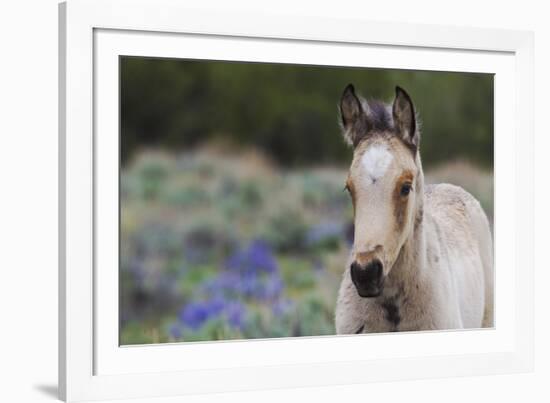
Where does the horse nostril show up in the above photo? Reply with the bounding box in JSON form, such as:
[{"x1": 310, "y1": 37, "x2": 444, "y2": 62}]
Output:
[
  {"x1": 365, "y1": 259, "x2": 383, "y2": 277},
  {"x1": 350, "y1": 261, "x2": 362, "y2": 273},
  {"x1": 350, "y1": 259, "x2": 383, "y2": 278}
]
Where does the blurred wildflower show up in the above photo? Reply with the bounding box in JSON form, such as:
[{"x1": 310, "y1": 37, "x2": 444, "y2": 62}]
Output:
[
  {"x1": 248, "y1": 240, "x2": 278, "y2": 273},
  {"x1": 177, "y1": 297, "x2": 248, "y2": 331},
  {"x1": 178, "y1": 301, "x2": 212, "y2": 330},
  {"x1": 224, "y1": 301, "x2": 246, "y2": 329},
  {"x1": 205, "y1": 297, "x2": 226, "y2": 316},
  {"x1": 256, "y1": 273, "x2": 283, "y2": 301},
  {"x1": 169, "y1": 322, "x2": 183, "y2": 339},
  {"x1": 225, "y1": 239, "x2": 278, "y2": 274},
  {"x1": 203, "y1": 240, "x2": 284, "y2": 303}
]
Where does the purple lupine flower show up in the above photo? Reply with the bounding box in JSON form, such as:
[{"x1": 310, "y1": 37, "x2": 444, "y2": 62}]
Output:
[
  {"x1": 178, "y1": 302, "x2": 211, "y2": 330},
  {"x1": 238, "y1": 270, "x2": 260, "y2": 298},
  {"x1": 247, "y1": 240, "x2": 278, "y2": 273},
  {"x1": 225, "y1": 271, "x2": 246, "y2": 294},
  {"x1": 224, "y1": 240, "x2": 278, "y2": 275},
  {"x1": 224, "y1": 248, "x2": 247, "y2": 272},
  {"x1": 178, "y1": 298, "x2": 248, "y2": 331},
  {"x1": 202, "y1": 271, "x2": 242, "y2": 297},
  {"x1": 210, "y1": 241, "x2": 284, "y2": 301},
  {"x1": 204, "y1": 297, "x2": 226, "y2": 316},
  {"x1": 224, "y1": 301, "x2": 246, "y2": 329}
]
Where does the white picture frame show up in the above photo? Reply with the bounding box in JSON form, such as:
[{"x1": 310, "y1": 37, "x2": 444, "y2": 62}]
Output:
[{"x1": 59, "y1": 0, "x2": 534, "y2": 401}]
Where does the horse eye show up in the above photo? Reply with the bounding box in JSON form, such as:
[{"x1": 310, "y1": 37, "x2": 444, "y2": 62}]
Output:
[{"x1": 400, "y1": 183, "x2": 412, "y2": 197}]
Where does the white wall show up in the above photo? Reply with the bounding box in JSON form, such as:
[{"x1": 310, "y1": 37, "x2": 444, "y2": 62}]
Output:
[{"x1": 0, "y1": 0, "x2": 546, "y2": 402}]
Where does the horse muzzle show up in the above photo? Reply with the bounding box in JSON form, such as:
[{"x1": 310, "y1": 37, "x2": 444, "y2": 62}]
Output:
[{"x1": 350, "y1": 259, "x2": 384, "y2": 298}]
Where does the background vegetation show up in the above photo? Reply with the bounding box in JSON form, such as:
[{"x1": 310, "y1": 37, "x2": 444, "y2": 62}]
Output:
[
  {"x1": 120, "y1": 57, "x2": 493, "y2": 345},
  {"x1": 121, "y1": 57, "x2": 493, "y2": 168}
]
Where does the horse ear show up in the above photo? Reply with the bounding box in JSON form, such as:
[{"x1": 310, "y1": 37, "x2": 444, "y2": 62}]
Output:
[
  {"x1": 392, "y1": 86, "x2": 419, "y2": 150},
  {"x1": 339, "y1": 84, "x2": 368, "y2": 147}
]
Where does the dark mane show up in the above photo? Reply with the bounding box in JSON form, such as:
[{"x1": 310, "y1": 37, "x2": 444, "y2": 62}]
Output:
[{"x1": 366, "y1": 100, "x2": 393, "y2": 132}]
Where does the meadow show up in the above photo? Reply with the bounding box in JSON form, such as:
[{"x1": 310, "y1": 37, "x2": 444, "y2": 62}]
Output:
[{"x1": 120, "y1": 147, "x2": 492, "y2": 344}]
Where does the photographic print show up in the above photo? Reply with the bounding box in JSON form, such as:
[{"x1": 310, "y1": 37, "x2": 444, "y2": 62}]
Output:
[{"x1": 119, "y1": 57, "x2": 494, "y2": 345}]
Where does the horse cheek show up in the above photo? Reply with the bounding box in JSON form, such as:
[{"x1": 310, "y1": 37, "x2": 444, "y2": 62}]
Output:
[{"x1": 392, "y1": 186, "x2": 409, "y2": 235}]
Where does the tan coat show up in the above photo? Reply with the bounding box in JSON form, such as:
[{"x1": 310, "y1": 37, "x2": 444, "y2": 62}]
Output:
[{"x1": 335, "y1": 181, "x2": 493, "y2": 333}]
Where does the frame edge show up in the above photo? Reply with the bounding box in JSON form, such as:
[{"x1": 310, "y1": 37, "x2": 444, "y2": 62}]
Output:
[{"x1": 58, "y1": 2, "x2": 68, "y2": 401}]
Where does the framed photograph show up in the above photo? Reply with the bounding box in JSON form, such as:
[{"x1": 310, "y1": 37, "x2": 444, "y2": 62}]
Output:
[{"x1": 59, "y1": 0, "x2": 534, "y2": 401}]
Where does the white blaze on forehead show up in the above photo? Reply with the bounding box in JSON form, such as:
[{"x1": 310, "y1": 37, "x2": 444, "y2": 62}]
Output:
[{"x1": 361, "y1": 145, "x2": 393, "y2": 182}]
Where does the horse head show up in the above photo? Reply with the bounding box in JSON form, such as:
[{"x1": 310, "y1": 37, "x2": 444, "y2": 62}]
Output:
[{"x1": 340, "y1": 85, "x2": 424, "y2": 297}]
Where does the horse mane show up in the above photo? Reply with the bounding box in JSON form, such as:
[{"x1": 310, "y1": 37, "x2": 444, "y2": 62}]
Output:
[{"x1": 364, "y1": 99, "x2": 393, "y2": 133}]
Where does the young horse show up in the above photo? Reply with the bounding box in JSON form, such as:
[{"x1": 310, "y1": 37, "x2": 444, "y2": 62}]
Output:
[{"x1": 335, "y1": 85, "x2": 493, "y2": 333}]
